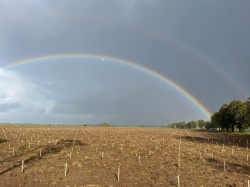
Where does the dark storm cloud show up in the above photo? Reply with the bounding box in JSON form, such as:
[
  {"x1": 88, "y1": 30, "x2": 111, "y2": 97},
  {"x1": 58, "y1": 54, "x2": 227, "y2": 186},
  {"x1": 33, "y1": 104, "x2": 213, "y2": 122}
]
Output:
[
  {"x1": 0, "y1": 0, "x2": 249, "y2": 125},
  {"x1": 0, "y1": 1, "x2": 179, "y2": 61},
  {"x1": 51, "y1": 88, "x2": 173, "y2": 126},
  {"x1": 51, "y1": 72, "x2": 167, "y2": 116}
]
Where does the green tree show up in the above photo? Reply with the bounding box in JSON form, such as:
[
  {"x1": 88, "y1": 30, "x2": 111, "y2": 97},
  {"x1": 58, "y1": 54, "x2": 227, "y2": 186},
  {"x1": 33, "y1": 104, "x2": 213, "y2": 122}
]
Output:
[
  {"x1": 205, "y1": 121, "x2": 218, "y2": 130},
  {"x1": 98, "y1": 122, "x2": 112, "y2": 127},
  {"x1": 197, "y1": 119, "x2": 206, "y2": 129},
  {"x1": 218, "y1": 103, "x2": 230, "y2": 131},
  {"x1": 211, "y1": 111, "x2": 224, "y2": 130},
  {"x1": 168, "y1": 121, "x2": 187, "y2": 129},
  {"x1": 187, "y1": 121, "x2": 198, "y2": 129},
  {"x1": 177, "y1": 122, "x2": 187, "y2": 129},
  {"x1": 226, "y1": 100, "x2": 247, "y2": 132},
  {"x1": 245, "y1": 98, "x2": 250, "y2": 129}
]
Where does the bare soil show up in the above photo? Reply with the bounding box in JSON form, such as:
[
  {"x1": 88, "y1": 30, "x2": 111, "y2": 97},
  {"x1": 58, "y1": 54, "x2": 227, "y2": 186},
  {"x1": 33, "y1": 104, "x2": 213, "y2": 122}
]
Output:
[{"x1": 0, "y1": 126, "x2": 250, "y2": 187}]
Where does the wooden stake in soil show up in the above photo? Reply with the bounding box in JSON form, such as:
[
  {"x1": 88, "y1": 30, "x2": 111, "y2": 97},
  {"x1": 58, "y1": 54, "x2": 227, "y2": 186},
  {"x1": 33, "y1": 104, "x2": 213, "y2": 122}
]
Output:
[
  {"x1": 69, "y1": 151, "x2": 72, "y2": 159},
  {"x1": 64, "y1": 163, "x2": 68, "y2": 177},
  {"x1": 12, "y1": 147, "x2": 15, "y2": 156},
  {"x1": 138, "y1": 154, "x2": 142, "y2": 166},
  {"x1": 101, "y1": 152, "x2": 104, "y2": 159},
  {"x1": 248, "y1": 179, "x2": 250, "y2": 187},
  {"x1": 21, "y1": 160, "x2": 24, "y2": 173},
  {"x1": 117, "y1": 164, "x2": 121, "y2": 182},
  {"x1": 177, "y1": 174, "x2": 180, "y2": 187}
]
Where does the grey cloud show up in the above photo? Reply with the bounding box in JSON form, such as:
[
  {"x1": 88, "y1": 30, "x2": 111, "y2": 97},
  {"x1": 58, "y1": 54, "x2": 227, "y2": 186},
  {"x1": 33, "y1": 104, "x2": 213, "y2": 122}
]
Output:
[
  {"x1": 0, "y1": 0, "x2": 249, "y2": 125},
  {"x1": 0, "y1": 103, "x2": 22, "y2": 113}
]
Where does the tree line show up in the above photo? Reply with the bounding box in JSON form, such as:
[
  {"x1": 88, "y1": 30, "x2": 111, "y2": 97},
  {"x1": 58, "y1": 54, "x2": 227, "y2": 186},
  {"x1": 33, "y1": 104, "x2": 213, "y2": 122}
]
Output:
[
  {"x1": 167, "y1": 119, "x2": 210, "y2": 129},
  {"x1": 211, "y1": 98, "x2": 250, "y2": 132},
  {"x1": 168, "y1": 98, "x2": 250, "y2": 132}
]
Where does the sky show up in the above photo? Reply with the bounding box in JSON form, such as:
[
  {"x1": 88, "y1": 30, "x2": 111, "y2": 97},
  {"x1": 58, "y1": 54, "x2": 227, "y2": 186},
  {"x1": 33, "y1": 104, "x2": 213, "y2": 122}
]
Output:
[{"x1": 0, "y1": 0, "x2": 249, "y2": 126}]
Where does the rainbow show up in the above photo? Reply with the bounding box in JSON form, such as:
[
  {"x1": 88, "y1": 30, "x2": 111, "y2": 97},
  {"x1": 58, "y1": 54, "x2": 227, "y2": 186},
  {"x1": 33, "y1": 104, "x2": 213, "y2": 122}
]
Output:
[
  {"x1": 124, "y1": 24, "x2": 249, "y2": 98},
  {"x1": 3, "y1": 53, "x2": 212, "y2": 119}
]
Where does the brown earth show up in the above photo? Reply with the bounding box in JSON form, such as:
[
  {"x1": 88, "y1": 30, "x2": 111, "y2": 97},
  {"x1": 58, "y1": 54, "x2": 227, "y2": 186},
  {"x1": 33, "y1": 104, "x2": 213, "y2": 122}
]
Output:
[{"x1": 0, "y1": 126, "x2": 250, "y2": 187}]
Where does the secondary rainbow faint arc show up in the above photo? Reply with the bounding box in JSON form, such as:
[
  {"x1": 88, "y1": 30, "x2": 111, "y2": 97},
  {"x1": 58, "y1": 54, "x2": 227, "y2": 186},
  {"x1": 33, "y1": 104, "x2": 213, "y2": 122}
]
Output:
[{"x1": 3, "y1": 53, "x2": 212, "y2": 119}]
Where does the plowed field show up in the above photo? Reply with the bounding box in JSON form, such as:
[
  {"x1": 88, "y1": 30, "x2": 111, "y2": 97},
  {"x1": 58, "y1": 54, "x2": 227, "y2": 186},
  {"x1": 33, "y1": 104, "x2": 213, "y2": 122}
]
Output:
[{"x1": 0, "y1": 126, "x2": 250, "y2": 186}]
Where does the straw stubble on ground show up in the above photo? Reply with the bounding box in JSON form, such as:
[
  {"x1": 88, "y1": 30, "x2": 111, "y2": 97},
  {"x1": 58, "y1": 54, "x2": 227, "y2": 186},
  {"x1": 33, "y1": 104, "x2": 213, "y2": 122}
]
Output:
[{"x1": 0, "y1": 126, "x2": 250, "y2": 186}]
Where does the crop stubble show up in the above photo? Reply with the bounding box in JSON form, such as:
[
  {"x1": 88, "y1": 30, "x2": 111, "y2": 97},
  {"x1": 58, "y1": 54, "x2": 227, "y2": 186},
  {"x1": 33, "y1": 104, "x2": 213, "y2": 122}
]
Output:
[{"x1": 0, "y1": 126, "x2": 249, "y2": 186}]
